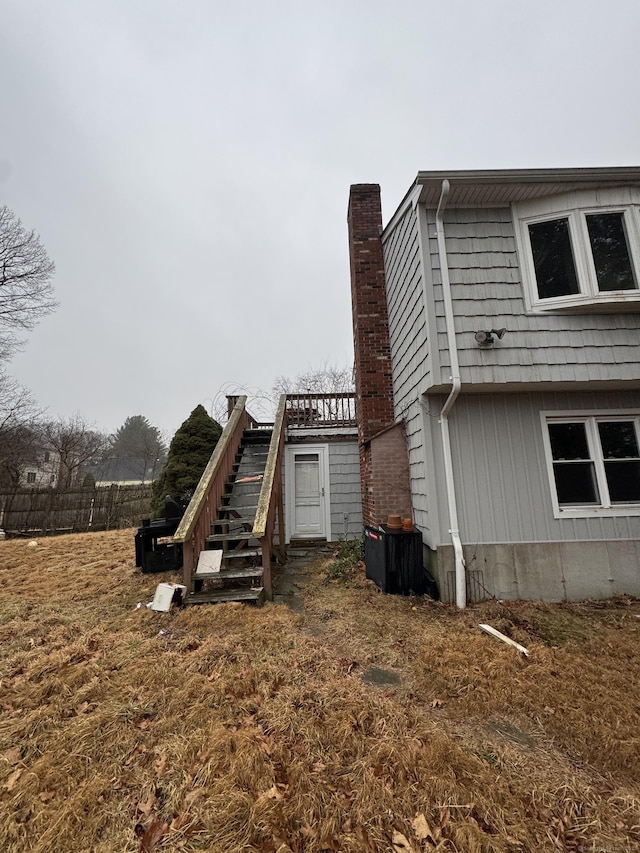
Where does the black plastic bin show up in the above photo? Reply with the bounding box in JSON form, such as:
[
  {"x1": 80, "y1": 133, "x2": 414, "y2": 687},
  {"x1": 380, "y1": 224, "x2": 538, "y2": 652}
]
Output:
[
  {"x1": 364, "y1": 524, "x2": 435, "y2": 596},
  {"x1": 134, "y1": 517, "x2": 183, "y2": 573}
]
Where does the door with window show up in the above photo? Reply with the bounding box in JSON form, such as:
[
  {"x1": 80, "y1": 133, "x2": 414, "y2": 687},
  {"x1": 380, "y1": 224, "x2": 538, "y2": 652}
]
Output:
[{"x1": 286, "y1": 446, "x2": 330, "y2": 540}]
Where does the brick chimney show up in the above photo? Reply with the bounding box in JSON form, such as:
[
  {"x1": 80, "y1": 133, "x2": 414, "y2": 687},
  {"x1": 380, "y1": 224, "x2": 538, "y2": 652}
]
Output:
[
  {"x1": 348, "y1": 184, "x2": 395, "y2": 442},
  {"x1": 348, "y1": 184, "x2": 412, "y2": 526}
]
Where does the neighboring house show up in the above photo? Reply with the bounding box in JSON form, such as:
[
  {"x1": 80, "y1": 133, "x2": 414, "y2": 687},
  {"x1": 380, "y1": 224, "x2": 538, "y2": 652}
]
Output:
[
  {"x1": 348, "y1": 168, "x2": 640, "y2": 605},
  {"x1": 21, "y1": 448, "x2": 59, "y2": 488}
]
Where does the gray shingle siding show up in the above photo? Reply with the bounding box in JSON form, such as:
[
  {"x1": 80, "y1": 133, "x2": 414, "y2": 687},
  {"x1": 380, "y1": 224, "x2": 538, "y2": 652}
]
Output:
[
  {"x1": 328, "y1": 442, "x2": 362, "y2": 541},
  {"x1": 382, "y1": 206, "x2": 434, "y2": 541},
  {"x1": 381, "y1": 197, "x2": 640, "y2": 552},
  {"x1": 425, "y1": 207, "x2": 640, "y2": 386}
]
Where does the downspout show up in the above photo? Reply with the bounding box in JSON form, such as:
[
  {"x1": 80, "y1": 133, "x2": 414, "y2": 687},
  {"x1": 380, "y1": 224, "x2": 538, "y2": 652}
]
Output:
[{"x1": 435, "y1": 179, "x2": 466, "y2": 609}]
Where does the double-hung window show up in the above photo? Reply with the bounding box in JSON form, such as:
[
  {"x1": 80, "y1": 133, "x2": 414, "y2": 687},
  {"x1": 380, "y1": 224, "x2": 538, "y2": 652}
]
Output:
[
  {"x1": 514, "y1": 189, "x2": 640, "y2": 311},
  {"x1": 542, "y1": 413, "x2": 640, "y2": 517}
]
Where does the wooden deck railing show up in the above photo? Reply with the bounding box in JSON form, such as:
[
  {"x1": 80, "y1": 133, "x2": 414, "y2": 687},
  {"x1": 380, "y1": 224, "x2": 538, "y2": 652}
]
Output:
[
  {"x1": 285, "y1": 392, "x2": 356, "y2": 428},
  {"x1": 252, "y1": 395, "x2": 287, "y2": 598},
  {"x1": 174, "y1": 396, "x2": 251, "y2": 592}
]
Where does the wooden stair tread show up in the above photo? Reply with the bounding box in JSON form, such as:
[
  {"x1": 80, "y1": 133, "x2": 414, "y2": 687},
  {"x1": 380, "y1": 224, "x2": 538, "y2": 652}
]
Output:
[
  {"x1": 186, "y1": 587, "x2": 264, "y2": 605},
  {"x1": 211, "y1": 517, "x2": 256, "y2": 526},
  {"x1": 193, "y1": 566, "x2": 264, "y2": 580},
  {"x1": 219, "y1": 504, "x2": 258, "y2": 510},
  {"x1": 222, "y1": 548, "x2": 261, "y2": 560},
  {"x1": 206, "y1": 532, "x2": 259, "y2": 543}
]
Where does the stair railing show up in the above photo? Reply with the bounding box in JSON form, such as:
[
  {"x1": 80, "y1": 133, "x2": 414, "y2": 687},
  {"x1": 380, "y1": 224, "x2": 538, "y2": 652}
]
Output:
[
  {"x1": 285, "y1": 392, "x2": 356, "y2": 427},
  {"x1": 174, "y1": 396, "x2": 251, "y2": 593},
  {"x1": 252, "y1": 394, "x2": 287, "y2": 598}
]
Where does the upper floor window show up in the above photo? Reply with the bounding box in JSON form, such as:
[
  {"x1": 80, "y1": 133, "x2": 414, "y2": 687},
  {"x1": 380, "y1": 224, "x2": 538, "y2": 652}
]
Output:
[
  {"x1": 26, "y1": 472, "x2": 36, "y2": 484},
  {"x1": 514, "y1": 189, "x2": 640, "y2": 311}
]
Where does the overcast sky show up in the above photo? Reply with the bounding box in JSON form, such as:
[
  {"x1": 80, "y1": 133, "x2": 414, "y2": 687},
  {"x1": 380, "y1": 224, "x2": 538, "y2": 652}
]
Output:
[{"x1": 2, "y1": 0, "x2": 639, "y2": 438}]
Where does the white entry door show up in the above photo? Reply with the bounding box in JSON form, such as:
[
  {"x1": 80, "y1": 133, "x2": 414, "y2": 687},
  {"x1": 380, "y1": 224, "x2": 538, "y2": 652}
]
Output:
[{"x1": 286, "y1": 446, "x2": 331, "y2": 540}]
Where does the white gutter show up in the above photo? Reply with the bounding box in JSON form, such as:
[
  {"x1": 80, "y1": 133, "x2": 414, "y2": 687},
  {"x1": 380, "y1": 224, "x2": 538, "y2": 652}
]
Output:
[{"x1": 435, "y1": 179, "x2": 466, "y2": 609}]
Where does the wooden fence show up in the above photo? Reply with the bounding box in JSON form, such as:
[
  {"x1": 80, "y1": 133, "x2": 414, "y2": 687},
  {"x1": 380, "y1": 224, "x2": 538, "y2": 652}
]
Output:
[{"x1": 0, "y1": 484, "x2": 153, "y2": 536}]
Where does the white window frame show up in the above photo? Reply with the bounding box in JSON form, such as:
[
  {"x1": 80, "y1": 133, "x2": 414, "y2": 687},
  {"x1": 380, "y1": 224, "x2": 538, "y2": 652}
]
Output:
[
  {"x1": 513, "y1": 188, "x2": 640, "y2": 312},
  {"x1": 540, "y1": 410, "x2": 640, "y2": 518}
]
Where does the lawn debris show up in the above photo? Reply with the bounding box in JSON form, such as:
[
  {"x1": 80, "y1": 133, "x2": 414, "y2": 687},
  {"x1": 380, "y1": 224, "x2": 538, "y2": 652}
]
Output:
[
  {"x1": 150, "y1": 582, "x2": 186, "y2": 612},
  {"x1": 479, "y1": 623, "x2": 530, "y2": 656}
]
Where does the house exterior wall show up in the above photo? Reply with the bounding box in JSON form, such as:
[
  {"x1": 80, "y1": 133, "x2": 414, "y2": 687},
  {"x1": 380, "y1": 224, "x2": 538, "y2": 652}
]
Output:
[
  {"x1": 421, "y1": 388, "x2": 640, "y2": 602},
  {"x1": 382, "y1": 206, "x2": 435, "y2": 540},
  {"x1": 355, "y1": 170, "x2": 640, "y2": 603},
  {"x1": 427, "y1": 206, "x2": 640, "y2": 387},
  {"x1": 328, "y1": 441, "x2": 363, "y2": 541},
  {"x1": 445, "y1": 390, "x2": 640, "y2": 546},
  {"x1": 21, "y1": 449, "x2": 59, "y2": 488},
  {"x1": 282, "y1": 437, "x2": 362, "y2": 542}
]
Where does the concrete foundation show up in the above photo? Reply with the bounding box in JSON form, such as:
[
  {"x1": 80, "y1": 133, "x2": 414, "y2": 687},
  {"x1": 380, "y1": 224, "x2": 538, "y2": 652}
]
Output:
[{"x1": 434, "y1": 540, "x2": 640, "y2": 603}]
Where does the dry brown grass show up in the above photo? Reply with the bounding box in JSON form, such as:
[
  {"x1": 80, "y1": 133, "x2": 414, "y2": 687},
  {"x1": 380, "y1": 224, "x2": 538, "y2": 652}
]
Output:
[{"x1": 1, "y1": 530, "x2": 639, "y2": 852}]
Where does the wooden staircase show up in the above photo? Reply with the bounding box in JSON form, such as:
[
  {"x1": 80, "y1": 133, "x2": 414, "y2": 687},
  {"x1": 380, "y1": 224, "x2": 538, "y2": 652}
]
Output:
[
  {"x1": 173, "y1": 395, "x2": 287, "y2": 608},
  {"x1": 184, "y1": 428, "x2": 272, "y2": 606}
]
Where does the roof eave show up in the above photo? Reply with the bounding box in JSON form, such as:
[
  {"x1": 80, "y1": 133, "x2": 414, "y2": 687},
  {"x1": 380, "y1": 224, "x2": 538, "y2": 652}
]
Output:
[{"x1": 415, "y1": 165, "x2": 640, "y2": 208}]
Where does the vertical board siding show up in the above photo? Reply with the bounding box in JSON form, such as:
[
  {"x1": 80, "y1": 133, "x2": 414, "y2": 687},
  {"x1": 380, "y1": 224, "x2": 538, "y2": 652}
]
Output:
[
  {"x1": 447, "y1": 390, "x2": 640, "y2": 545},
  {"x1": 426, "y1": 206, "x2": 640, "y2": 384},
  {"x1": 328, "y1": 442, "x2": 363, "y2": 541},
  {"x1": 382, "y1": 207, "x2": 431, "y2": 538}
]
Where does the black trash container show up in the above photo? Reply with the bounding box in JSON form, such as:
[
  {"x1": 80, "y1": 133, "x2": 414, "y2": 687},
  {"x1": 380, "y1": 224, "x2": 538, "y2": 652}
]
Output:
[
  {"x1": 134, "y1": 516, "x2": 183, "y2": 573},
  {"x1": 364, "y1": 524, "x2": 432, "y2": 596}
]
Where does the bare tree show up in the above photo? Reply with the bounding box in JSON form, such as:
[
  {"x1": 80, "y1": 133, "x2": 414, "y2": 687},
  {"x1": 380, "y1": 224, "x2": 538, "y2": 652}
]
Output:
[
  {"x1": 210, "y1": 365, "x2": 355, "y2": 425},
  {"x1": 272, "y1": 362, "x2": 354, "y2": 396},
  {"x1": 272, "y1": 362, "x2": 355, "y2": 423},
  {"x1": 0, "y1": 206, "x2": 56, "y2": 360},
  {"x1": 42, "y1": 414, "x2": 108, "y2": 490},
  {"x1": 209, "y1": 382, "x2": 280, "y2": 424},
  {"x1": 0, "y1": 374, "x2": 42, "y2": 489}
]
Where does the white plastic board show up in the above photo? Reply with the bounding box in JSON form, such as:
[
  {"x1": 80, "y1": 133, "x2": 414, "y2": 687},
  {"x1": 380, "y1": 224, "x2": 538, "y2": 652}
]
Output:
[{"x1": 196, "y1": 550, "x2": 223, "y2": 575}]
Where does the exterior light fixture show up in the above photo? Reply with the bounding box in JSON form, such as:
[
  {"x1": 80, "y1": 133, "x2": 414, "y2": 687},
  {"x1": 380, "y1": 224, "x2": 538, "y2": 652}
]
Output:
[{"x1": 474, "y1": 328, "x2": 507, "y2": 345}]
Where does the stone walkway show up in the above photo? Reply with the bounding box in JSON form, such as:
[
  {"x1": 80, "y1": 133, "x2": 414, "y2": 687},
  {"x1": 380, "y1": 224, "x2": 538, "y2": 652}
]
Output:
[
  {"x1": 272, "y1": 542, "x2": 406, "y2": 689},
  {"x1": 272, "y1": 543, "x2": 335, "y2": 614}
]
